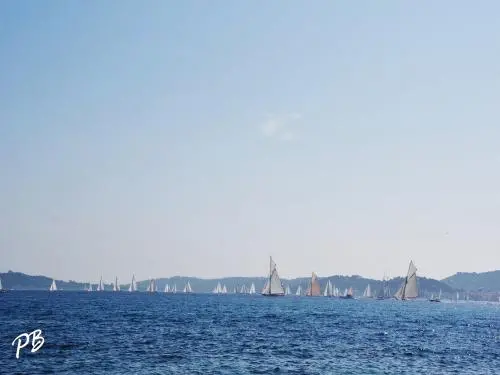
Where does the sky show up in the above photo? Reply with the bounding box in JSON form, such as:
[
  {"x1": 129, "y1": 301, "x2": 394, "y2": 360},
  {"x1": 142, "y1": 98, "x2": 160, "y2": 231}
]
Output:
[{"x1": 1, "y1": 1, "x2": 500, "y2": 284}]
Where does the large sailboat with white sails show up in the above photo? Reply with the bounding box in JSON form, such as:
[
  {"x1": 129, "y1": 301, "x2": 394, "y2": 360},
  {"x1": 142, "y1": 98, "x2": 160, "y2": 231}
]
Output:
[
  {"x1": 394, "y1": 260, "x2": 418, "y2": 300},
  {"x1": 261, "y1": 256, "x2": 285, "y2": 296}
]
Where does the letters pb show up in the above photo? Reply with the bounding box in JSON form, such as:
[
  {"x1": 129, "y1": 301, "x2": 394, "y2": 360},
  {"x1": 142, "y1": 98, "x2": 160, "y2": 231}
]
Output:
[{"x1": 12, "y1": 329, "x2": 45, "y2": 359}]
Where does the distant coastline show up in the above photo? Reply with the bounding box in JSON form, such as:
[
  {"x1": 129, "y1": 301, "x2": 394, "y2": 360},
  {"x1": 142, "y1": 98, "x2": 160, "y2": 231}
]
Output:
[{"x1": 1, "y1": 270, "x2": 499, "y2": 300}]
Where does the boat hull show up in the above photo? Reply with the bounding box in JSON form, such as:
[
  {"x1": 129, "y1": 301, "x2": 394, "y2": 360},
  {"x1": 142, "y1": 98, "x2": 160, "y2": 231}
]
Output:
[{"x1": 262, "y1": 293, "x2": 285, "y2": 297}]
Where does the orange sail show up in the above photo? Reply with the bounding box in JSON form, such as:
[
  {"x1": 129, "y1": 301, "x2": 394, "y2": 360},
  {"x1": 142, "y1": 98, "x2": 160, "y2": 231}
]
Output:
[{"x1": 306, "y1": 272, "x2": 321, "y2": 296}]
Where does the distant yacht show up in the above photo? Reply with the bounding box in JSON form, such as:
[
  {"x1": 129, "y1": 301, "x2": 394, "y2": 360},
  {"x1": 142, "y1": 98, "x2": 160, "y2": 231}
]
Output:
[
  {"x1": 87, "y1": 282, "x2": 93, "y2": 292},
  {"x1": 0, "y1": 276, "x2": 7, "y2": 292},
  {"x1": 183, "y1": 282, "x2": 193, "y2": 293},
  {"x1": 295, "y1": 285, "x2": 302, "y2": 296},
  {"x1": 261, "y1": 256, "x2": 285, "y2": 296},
  {"x1": 362, "y1": 284, "x2": 373, "y2": 298},
  {"x1": 164, "y1": 284, "x2": 170, "y2": 293},
  {"x1": 146, "y1": 278, "x2": 157, "y2": 293},
  {"x1": 429, "y1": 289, "x2": 441, "y2": 303},
  {"x1": 213, "y1": 282, "x2": 223, "y2": 294},
  {"x1": 394, "y1": 260, "x2": 418, "y2": 301},
  {"x1": 377, "y1": 275, "x2": 391, "y2": 300},
  {"x1": 49, "y1": 279, "x2": 57, "y2": 292},
  {"x1": 128, "y1": 274, "x2": 137, "y2": 292},
  {"x1": 340, "y1": 287, "x2": 354, "y2": 299},
  {"x1": 113, "y1": 277, "x2": 120, "y2": 292},
  {"x1": 171, "y1": 284, "x2": 177, "y2": 293},
  {"x1": 96, "y1": 276, "x2": 104, "y2": 291},
  {"x1": 285, "y1": 285, "x2": 291, "y2": 295},
  {"x1": 240, "y1": 285, "x2": 247, "y2": 294},
  {"x1": 249, "y1": 283, "x2": 256, "y2": 294},
  {"x1": 323, "y1": 280, "x2": 333, "y2": 297},
  {"x1": 306, "y1": 272, "x2": 321, "y2": 296}
]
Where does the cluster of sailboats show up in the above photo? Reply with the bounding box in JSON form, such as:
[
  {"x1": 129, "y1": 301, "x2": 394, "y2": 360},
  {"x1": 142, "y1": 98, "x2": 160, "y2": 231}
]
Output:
[
  {"x1": 261, "y1": 257, "x2": 419, "y2": 301},
  {"x1": 13, "y1": 257, "x2": 431, "y2": 302}
]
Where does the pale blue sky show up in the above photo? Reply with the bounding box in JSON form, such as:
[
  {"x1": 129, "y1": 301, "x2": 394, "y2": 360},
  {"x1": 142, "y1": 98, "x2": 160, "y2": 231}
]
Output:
[{"x1": 1, "y1": 1, "x2": 499, "y2": 283}]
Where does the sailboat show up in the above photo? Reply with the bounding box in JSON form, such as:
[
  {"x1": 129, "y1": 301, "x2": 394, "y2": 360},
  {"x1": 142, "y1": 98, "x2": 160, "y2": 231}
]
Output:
[
  {"x1": 49, "y1": 279, "x2": 57, "y2": 292},
  {"x1": 183, "y1": 281, "x2": 193, "y2": 293},
  {"x1": 146, "y1": 278, "x2": 157, "y2": 293},
  {"x1": 249, "y1": 283, "x2": 256, "y2": 294},
  {"x1": 172, "y1": 284, "x2": 177, "y2": 293},
  {"x1": 96, "y1": 276, "x2": 104, "y2": 291},
  {"x1": 212, "y1": 282, "x2": 222, "y2": 294},
  {"x1": 113, "y1": 277, "x2": 120, "y2": 292},
  {"x1": 0, "y1": 277, "x2": 6, "y2": 292},
  {"x1": 164, "y1": 284, "x2": 170, "y2": 293},
  {"x1": 261, "y1": 256, "x2": 285, "y2": 296},
  {"x1": 429, "y1": 289, "x2": 441, "y2": 303},
  {"x1": 377, "y1": 276, "x2": 391, "y2": 300},
  {"x1": 221, "y1": 284, "x2": 227, "y2": 294},
  {"x1": 340, "y1": 287, "x2": 354, "y2": 299},
  {"x1": 295, "y1": 285, "x2": 302, "y2": 296},
  {"x1": 128, "y1": 274, "x2": 137, "y2": 292},
  {"x1": 362, "y1": 284, "x2": 372, "y2": 298},
  {"x1": 87, "y1": 282, "x2": 93, "y2": 292},
  {"x1": 394, "y1": 260, "x2": 418, "y2": 300},
  {"x1": 306, "y1": 272, "x2": 321, "y2": 296},
  {"x1": 323, "y1": 280, "x2": 333, "y2": 297},
  {"x1": 285, "y1": 285, "x2": 291, "y2": 295},
  {"x1": 240, "y1": 285, "x2": 247, "y2": 294}
]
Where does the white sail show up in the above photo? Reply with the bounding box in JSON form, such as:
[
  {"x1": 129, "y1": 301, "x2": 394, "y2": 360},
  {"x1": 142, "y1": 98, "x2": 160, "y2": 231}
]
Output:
[
  {"x1": 240, "y1": 285, "x2": 247, "y2": 294},
  {"x1": 332, "y1": 285, "x2": 338, "y2": 297},
  {"x1": 213, "y1": 282, "x2": 222, "y2": 294},
  {"x1": 88, "y1": 282, "x2": 93, "y2": 292},
  {"x1": 148, "y1": 278, "x2": 157, "y2": 293},
  {"x1": 323, "y1": 280, "x2": 332, "y2": 297},
  {"x1": 49, "y1": 279, "x2": 57, "y2": 291},
  {"x1": 296, "y1": 285, "x2": 302, "y2": 296},
  {"x1": 128, "y1": 274, "x2": 136, "y2": 292},
  {"x1": 249, "y1": 283, "x2": 256, "y2": 294},
  {"x1": 394, "y1": 260, "x2": 418, "y2": 300},
  {"x1": 363, "y1": 284, "x2": 372, "y2": 298},
  {"x1": 262, "y1": 256, "x2": 285, "y2": 296},
  {"x1": 164, "y1": 284, "x2": 169, "y2": 293},
  {"x1": 183, "y1": 282, "x2": 192, "y2": 293},
  {"x1": 0, "y1": 277, "x2": 3, "y2": 290},
  {"x1": 97, "y1": 276, "x2": 104, "y2": 291},
  {"x1": 147, "y1": 278, "x2": 156, "y2": 293},
  {"x1": 285, "y1": 285, "x2": 291, "y2": 295},
  {"x1": 222, "y1": 284, "x2": 227, "y2": 294},
  {"x1": 172, "y1": 284, "x2": 177, "y2": 293},
  {"x1": 113, "y1": 276, "x2": 120, "y2": 292}
]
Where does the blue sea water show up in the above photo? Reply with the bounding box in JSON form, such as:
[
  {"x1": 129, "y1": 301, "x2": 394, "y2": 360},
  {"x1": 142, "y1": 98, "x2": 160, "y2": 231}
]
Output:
[{"x1": 0, "y1": 292, "x2": 499, "y2": 374}]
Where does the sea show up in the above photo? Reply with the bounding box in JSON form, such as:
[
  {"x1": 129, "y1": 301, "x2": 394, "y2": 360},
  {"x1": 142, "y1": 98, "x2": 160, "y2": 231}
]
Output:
[{"x1": 0, "y1": 292, "x2": 499, "y2": 374}]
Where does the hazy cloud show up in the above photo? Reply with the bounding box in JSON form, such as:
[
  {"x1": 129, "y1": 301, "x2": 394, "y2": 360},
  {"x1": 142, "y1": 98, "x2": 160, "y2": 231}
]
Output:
[{"x1": 260, "y1": 113, "x2": 301, "y2": 141}]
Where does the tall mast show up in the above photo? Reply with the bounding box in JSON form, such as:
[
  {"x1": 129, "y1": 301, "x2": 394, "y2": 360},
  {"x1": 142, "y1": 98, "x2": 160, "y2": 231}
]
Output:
[
  {"x1": 269, "y1": 256, "x2": 272, "y2": 294},
  {"x1": 402, "y1": 261, "x2": 412, "y2": 299}
]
